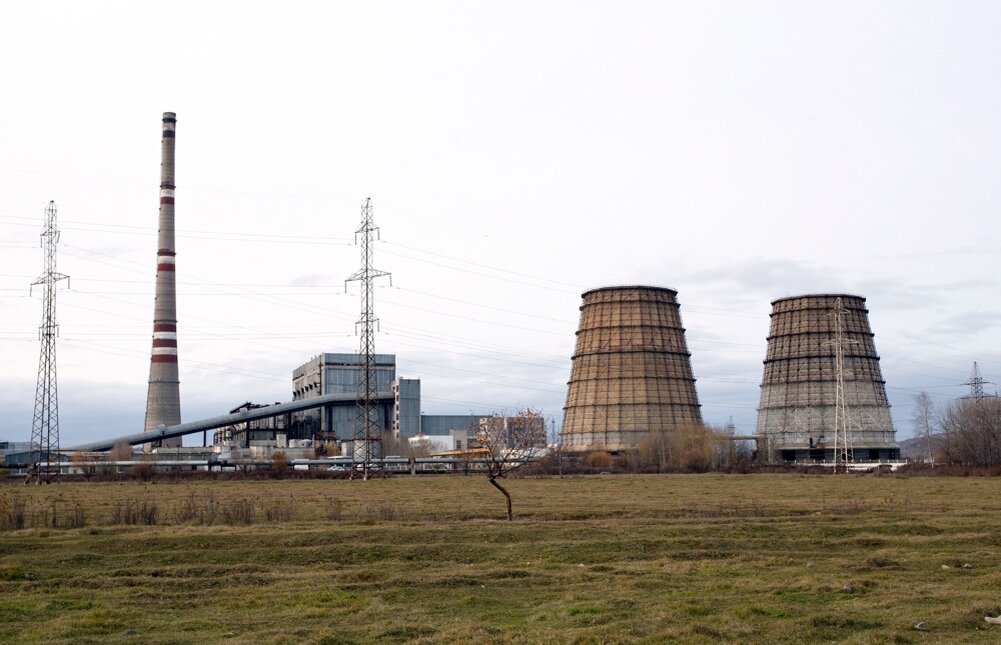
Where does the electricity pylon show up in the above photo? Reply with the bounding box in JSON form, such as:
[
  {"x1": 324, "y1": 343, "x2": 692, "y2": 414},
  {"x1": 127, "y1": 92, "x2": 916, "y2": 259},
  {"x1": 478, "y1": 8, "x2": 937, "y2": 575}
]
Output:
[
  {"x1": 961, "y1": 362, "x2": 995, "y2": 402},
  {"x1": 345, "y1": 198, "x2": 391, "y2": 480},
  {"x1": 824, "y1": 297, "x2": 857, "y2": 473},
  {"x1": 30, "y1": 201, "x2": 70, "y2": 483}
]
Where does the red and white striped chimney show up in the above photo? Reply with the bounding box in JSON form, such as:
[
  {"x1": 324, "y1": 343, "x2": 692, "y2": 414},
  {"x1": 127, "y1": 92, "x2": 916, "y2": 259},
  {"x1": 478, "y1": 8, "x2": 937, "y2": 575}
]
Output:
[{"x1": 144, "y1": 112, "x2": 182, "y2": 448}]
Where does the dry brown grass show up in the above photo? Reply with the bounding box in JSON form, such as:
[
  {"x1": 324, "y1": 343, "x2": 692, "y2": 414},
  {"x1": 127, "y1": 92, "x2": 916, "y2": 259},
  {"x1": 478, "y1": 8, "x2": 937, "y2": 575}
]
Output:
[{"x1": 1, "y1": 474, "x2": 1000, "y2": 643}]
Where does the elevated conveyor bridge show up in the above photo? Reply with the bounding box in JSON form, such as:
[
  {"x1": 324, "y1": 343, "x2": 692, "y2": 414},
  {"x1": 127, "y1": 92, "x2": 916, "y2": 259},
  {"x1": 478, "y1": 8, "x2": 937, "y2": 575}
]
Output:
[{"x1": 65, "y1": 392, "x2": 393, "y2": 453}]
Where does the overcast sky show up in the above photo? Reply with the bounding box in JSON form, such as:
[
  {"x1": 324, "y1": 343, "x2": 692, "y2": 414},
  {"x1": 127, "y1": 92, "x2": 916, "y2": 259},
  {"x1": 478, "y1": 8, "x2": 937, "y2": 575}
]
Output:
[{"x1": 2, "y1": 1, "x2": 1000, "y2": 447}]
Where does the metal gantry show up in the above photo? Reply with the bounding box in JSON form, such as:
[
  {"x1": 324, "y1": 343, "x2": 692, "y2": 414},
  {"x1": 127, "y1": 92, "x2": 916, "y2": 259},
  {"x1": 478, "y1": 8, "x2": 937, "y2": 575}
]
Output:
[
  {"x1": 345, "y1": 198, "x2": 391, "y2": 480},
  {"x1": 30, "y1": 201, "x2": 70, "y2": 483}
]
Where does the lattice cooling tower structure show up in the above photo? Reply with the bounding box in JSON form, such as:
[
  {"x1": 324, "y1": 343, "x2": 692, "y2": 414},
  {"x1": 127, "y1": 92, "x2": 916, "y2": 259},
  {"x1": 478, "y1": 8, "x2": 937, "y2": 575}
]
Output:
[
  {"x1": 755, "y1": 294, "x2": 899, "y2": 463},
  {"x1": 561, "y1": 286, "x2": 702, "y2": 452}
]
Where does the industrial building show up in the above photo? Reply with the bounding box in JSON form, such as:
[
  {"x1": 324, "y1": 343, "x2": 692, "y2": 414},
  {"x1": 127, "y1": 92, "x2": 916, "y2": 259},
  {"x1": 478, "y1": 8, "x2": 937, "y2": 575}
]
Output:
[
  {"x1": 419, "y1": 415, "x2": 482, "y2": 439},
  {"x1": 289, "y1": 353, "x2": 501, "y2": 450},
  {"x1": 211, "y1": 402, "x2": 305, "y2": 448},
  {"x1": 561, "y1": 285, "x2": 703, "y2": 452},
  {"x1": 755, "y1": 294, "x2": 900, "y2": 463},
  {"x1": 477, "y1": 414, "x2": 547, "y2": 450},
  {"x1": 291, "y1": 353, "x2": 404, "y2": 441}
]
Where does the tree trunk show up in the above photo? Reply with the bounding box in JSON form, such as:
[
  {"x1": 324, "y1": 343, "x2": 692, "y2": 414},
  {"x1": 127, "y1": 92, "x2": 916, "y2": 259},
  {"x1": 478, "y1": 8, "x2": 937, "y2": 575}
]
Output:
[{"x1": 489, "y1": 476, "x2": 513, "y2": 521}]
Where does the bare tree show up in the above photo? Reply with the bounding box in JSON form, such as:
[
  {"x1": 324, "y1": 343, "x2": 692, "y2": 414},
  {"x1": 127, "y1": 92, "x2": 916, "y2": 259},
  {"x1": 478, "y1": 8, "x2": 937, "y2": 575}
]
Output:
[
  {"x1": 912, "y1": 392, "x2": 938, "y2": 464},
  {"x1": 478, "y1": 409, "x2": 546, "y2": 521},
  {"x1": 381, "y1": 432, "x2": 406, "y2": 457},
  {"x1": 632, "y1": 424, "x2": 751, "y2": 473},
  {"x1": 407, "y1": 434, "x2": 435, "y2": 458},
  {"x1": 635, "y1": 431, "x2": 668, "y2": 472},
  {"x1": 108, "y1": 442, "x2": 135, "y2": 477},
  {"x1": 109, "y1": 442, "x2": 134, "y2": 461},
  {"x1": 234, "y1": 455, "x2": 255, "y2": 475},
  {"x1": 711, "y1": 422, "x2": 737, "y2": 471},
  {"x1": 70, "y1": 451, "x2": 95, "y2": 480},
  {"x1": 667, "y1": 423, "x2": 715, "y2": 472},
  {"x1": 940, "y1": 397, "x2": 1001, "y2": 466}
]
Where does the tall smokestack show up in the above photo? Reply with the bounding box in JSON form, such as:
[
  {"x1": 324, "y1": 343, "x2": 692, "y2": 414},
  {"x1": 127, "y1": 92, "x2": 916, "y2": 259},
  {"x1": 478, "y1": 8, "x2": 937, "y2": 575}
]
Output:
[{"x1": 144, "y1": 112, "x2": 181, "y2": 449}]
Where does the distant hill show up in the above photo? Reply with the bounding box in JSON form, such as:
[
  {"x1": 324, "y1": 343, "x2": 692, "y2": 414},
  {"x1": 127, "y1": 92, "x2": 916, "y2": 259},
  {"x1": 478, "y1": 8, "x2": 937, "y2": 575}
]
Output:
[{"x1": 897, "y1": 433, "x2": 945, "y2": 461}]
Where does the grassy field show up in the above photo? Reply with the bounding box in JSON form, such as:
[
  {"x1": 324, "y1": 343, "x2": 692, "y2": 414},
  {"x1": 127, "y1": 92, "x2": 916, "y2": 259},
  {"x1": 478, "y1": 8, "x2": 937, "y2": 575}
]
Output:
[{"x1": 1, "y1": 473, "x2": 1000, "y2": 643}]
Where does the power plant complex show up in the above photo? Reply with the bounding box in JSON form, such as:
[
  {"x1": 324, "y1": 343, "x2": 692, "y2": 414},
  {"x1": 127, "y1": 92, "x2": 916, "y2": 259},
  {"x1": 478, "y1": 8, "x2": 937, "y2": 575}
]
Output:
[{"x1": 12, "y1": 111, "x2": 906, "y2": 471}]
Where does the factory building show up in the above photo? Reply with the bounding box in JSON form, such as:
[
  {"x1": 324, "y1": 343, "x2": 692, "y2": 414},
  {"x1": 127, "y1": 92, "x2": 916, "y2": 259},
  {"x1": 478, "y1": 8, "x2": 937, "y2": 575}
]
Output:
[
  {"x1": 212, "y1": 402, "x2": 309, "y2": 448},
  {"x1": 561, "y1": 286, "x2": 703, "y2": 452},
  {"x1": 291, "y1": 353, "x2": 401, "y2": 441},
  {"x1": 478, "y1": 414, "x2": 547, "y2": 449},
  {"x1": 392, "y1": 378, "x2": 421, "y2": 439},
  {"x1": 419, "y1": 414, "x2": 482, "y2": 437},
  {"x1": 755, "y1": 294, "x2": 900, "y2": 463},
  {"x1": 290, "y1": 354, "x2": 482, "y2": 446}
]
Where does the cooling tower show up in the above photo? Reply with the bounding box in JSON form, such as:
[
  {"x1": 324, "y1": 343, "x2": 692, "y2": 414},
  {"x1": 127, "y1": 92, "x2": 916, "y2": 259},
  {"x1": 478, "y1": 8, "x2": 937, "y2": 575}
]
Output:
[
  {"x1": 755, "y1": 294, "x2": 899, "y2": 463},
  {"x1": 561, "y1": 286, "x2": 702, "y2": 452},
  {"x1": 144, "y1": 112, "x2": 181, "y2": 448}
]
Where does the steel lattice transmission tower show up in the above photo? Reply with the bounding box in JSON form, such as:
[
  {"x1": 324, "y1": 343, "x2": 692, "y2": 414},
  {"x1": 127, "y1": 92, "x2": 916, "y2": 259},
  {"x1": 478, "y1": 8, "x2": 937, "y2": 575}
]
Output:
[
  {"x1": 30, "y1": 201, "x2": 70, "y2": 483},
  {"x1": 962, "y1": 362, "x2": 992, "y2": 402},
  {"x1": 824, "y1": 297, "x2": 856, "y2": 473},
  {"x1": 345, "y1": 198, "x2": 391, "y2": 480}
]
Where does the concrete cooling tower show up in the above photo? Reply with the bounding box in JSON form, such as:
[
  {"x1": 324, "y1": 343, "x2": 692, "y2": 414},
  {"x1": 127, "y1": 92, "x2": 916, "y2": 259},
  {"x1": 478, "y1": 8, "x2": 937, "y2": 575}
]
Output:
[
  {"x1": 755, "y1": 294, "x2": 900, "y2": 463},
  {"x1": 561, "y1": 286, "x2": 702, "y2": 452}
]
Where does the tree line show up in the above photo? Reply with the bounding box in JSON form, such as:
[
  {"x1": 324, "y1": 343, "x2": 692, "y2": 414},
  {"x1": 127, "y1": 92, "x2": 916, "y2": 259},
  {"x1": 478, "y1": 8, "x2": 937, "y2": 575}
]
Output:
[{"x1": 913, "y1": 392, "x2": 1001, "y2": 466}]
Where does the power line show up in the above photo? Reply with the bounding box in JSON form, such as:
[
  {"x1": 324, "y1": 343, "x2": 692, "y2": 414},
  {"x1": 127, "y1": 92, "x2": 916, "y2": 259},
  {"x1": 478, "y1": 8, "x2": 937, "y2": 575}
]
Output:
[
  {"x1": 380, "y1": 246, "x2": 578, "y2": 295},
  {"x1": 384, "y1": 240, "x2": 589, "y2": 290}
]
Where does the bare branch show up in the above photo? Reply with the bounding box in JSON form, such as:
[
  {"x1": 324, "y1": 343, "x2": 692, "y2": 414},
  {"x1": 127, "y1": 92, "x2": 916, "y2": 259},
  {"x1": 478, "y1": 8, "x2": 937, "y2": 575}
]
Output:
[{"x1": 477, "y1": 408, "x2": 547, "y2": 520}]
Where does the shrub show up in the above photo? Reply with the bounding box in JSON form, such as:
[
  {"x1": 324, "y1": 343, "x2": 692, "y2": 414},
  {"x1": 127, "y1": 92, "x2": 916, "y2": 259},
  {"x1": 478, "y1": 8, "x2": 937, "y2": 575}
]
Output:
[
  {"x1": 262, "y1": 498, "x2": 293, "y2": 522},
  {"x1": 132, "y1": 463, "x2": 155, "y2": 481},
  {"x1": 110, "y1": 498, "x2": 159, "y2": 525},
  {"x1": 0, "y1": 493, "x2": 27, "y2": 530},
  {"x1": 221, "y1": 498, "x2": 255, "y2": 525},
  {"x1": 270, "y1": 451, "x2": 289, "y2": 479},
  {"x1": 325, "y1": 499, "x2": 343, "y2": 521},
  {"x1": 66, "y1": 503, "x2": 87, "y2": 529},
  {"x1": 175, "y1": 491, "x2": 220, "y2": 524},
  {"x1": 585, "y1": 451, "x2": 614, "y2": 469},
  {"x1": 359, "y1": 503, "x2": 399, "y2": 521}
]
